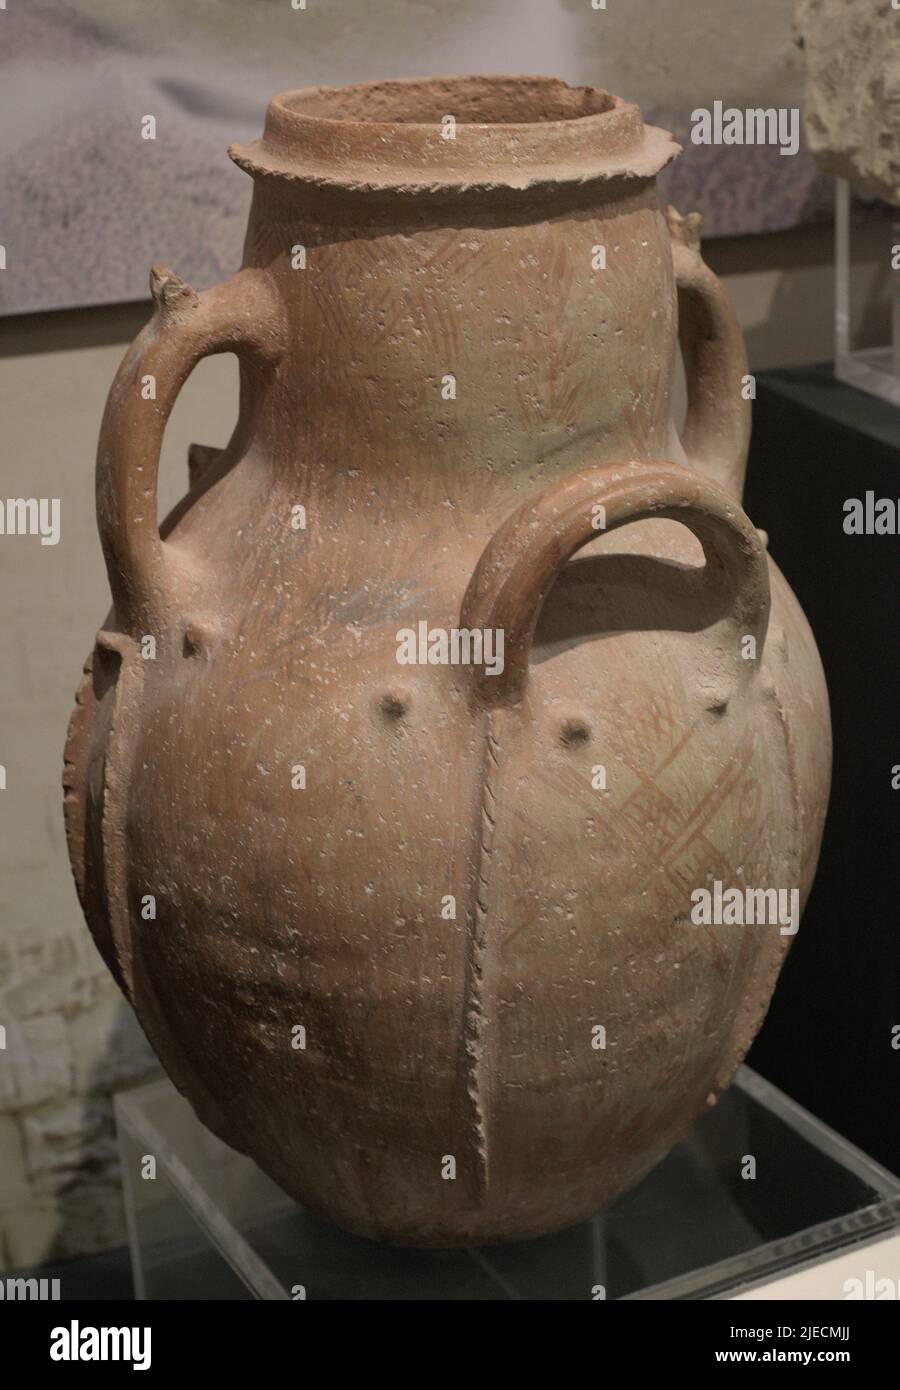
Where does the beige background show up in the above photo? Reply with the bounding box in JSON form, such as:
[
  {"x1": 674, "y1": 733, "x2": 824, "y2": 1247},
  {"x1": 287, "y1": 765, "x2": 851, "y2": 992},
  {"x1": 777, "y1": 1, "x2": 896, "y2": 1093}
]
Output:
[{"x1": 1, "y1": 0, "x2": 828, "y2": 314}]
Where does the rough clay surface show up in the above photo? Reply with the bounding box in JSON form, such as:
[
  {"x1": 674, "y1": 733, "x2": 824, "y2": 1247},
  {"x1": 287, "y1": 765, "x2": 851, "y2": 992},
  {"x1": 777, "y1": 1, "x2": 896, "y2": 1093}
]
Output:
[
  {"x1": 795, "y1": 0, "x2": 900, "y2": 204},
  {"x1": 65, "y1": 77, "x2": 832, "y2": 1247}
]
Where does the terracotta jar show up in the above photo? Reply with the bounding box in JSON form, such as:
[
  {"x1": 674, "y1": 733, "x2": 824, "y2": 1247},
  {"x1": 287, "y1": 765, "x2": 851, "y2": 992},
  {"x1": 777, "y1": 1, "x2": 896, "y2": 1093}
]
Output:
[{"x1": 65, "y1": 76, "x2": 831, "y2": 1247}]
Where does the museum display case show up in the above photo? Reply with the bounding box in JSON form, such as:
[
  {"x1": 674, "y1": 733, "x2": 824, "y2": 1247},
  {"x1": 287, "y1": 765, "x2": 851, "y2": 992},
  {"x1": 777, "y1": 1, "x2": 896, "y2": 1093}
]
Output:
[{"x1": 115, "y1": 1066, "x2": 900, "y2": 1300}]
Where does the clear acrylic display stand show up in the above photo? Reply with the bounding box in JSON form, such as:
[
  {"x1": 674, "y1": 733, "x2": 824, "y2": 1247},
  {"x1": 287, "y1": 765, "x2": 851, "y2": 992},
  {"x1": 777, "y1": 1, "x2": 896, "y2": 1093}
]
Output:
[
  {"x1": 115, "y1": 1066, "x2": 900, "y2": 1301},
  {"x1": 835, "y1": 177, "x2": 900, "y2": 406}
]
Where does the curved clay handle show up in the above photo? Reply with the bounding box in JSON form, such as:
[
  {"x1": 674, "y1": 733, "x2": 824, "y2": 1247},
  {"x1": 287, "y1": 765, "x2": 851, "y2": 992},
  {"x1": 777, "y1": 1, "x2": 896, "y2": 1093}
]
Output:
[
  {"x1": 96, "y1": 265, "x2": 287, "y2": 635},
  {"x1": 667, "y1": 207, "x2": 750, "y2": 502},
  {"x1": 461, "y1": 460, "x2": 770, "y2": 705}
]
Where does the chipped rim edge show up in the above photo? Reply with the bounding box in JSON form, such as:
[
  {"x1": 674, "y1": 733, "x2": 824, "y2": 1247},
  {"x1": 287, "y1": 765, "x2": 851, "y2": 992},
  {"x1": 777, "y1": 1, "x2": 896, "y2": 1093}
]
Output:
[{"x1": 227, "y1": 75, "x2": 681, "y2": 195}]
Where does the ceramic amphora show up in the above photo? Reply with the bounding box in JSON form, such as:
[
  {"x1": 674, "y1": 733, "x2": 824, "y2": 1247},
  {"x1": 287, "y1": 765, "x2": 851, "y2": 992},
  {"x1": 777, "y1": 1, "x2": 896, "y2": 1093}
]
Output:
[{"x1": 65, "y1": 77, "x2": 831, "y2": 1246}]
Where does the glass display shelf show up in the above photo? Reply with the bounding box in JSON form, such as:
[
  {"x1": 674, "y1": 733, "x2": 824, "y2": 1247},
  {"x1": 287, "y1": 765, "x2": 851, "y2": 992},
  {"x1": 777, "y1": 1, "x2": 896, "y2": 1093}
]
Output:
[
  {"x1": 835, "y1": 177, "x2": 900, "y2": 407},
  {"x1": 114, "y1": 1066, "x2": 900, "y2": 1301}
]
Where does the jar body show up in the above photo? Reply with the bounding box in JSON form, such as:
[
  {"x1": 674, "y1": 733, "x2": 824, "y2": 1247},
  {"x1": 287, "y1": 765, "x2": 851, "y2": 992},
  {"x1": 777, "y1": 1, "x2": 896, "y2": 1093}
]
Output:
[{"x1": 65, "y1": 79, "x2": 831, "y2": 1245}]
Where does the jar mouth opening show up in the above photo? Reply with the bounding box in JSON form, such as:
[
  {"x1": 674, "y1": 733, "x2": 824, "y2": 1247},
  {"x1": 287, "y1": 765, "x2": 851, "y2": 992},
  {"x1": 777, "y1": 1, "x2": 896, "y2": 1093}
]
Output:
[
  {"x1": 229, "y1": 74, "x2": 679, "y2": 195},
  {"x1": 281, "y1": 75, "x2": 617, "y2": 127}
]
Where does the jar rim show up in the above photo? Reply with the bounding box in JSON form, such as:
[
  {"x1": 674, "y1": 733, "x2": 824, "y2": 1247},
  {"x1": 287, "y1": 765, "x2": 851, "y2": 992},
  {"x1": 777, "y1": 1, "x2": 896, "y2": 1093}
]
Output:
[{"x1": 229, "y1": 75, "x2": 680, "y2": 195}]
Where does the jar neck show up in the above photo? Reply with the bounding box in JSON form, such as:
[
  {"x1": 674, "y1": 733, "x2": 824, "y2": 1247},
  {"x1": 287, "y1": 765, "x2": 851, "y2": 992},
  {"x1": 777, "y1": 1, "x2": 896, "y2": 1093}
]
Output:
[{"x1": 241, "y1": 179, "x2": 676, "y2": 517}]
